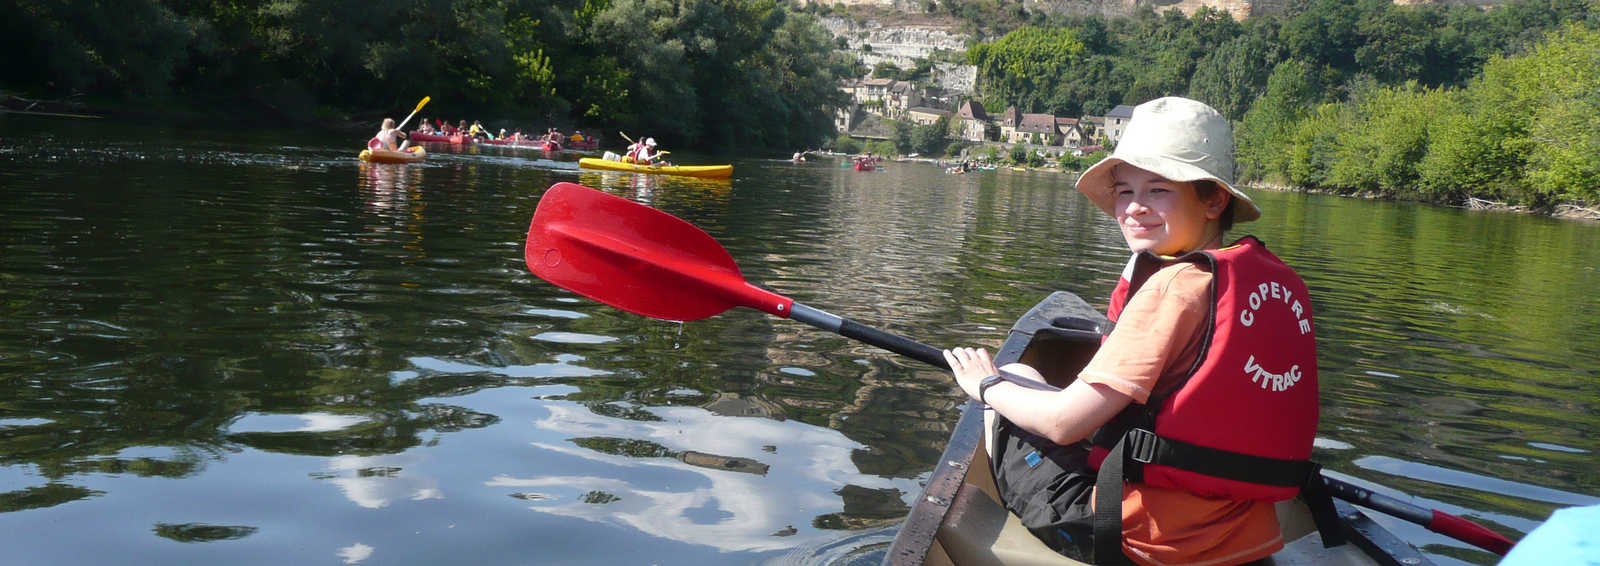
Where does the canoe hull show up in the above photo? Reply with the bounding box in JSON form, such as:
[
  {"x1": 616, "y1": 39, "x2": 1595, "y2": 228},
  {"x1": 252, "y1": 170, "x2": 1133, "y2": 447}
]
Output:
[
  {"x1": 886, "y1": 291, "x2": 1434, "y2": 566},
  {"x1": 359, "y1": 146, "x2": 426, "y2": 163},
  {"x1": 410, "y1": 132, "x2": 470, "y2": 144},
  {"x1": 578, "y1": 157, "x2": 733, "y2": 179}
]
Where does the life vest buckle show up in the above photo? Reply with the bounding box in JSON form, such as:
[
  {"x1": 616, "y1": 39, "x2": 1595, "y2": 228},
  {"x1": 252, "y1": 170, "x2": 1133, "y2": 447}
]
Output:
[{"x1": 1127, "y1": 428, "x2": 1157, "y2": 464}]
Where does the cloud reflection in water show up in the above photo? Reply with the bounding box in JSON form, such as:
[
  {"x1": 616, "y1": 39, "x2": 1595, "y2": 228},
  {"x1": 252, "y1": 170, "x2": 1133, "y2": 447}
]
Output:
[{"x1": 489, "y1": 404, "x2": 920, "y2": 552}]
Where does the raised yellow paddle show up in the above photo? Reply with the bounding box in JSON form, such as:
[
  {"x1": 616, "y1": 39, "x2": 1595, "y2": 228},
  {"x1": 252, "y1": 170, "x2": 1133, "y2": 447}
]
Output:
[{"x1": 396, "y1": 96, "x2": 431, "y2": 131}]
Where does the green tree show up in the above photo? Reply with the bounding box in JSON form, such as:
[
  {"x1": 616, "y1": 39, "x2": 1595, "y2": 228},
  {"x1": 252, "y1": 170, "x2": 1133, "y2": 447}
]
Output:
[
  {"x1": 873, "y1": 61, "x2": 903, "y2": 79},
  {"x1": 1236, "y1": 59, "x2": 1322, "y2": 183},
  {"x1": 911, "y1": 117, "x2": 950, "y2": 156},
  {"x1": 968, "y1": 26, "x2": 1087, "y2": 114},
  {"x1": 1189, "y1": 21, "x2": 1282, "y2": 120},
  {"x1": 1325, "y1": 83, "x2": 1452, "y2": 193},
  {"x1": 832, "y1": 134, "x2": 863, "y2": 155}
]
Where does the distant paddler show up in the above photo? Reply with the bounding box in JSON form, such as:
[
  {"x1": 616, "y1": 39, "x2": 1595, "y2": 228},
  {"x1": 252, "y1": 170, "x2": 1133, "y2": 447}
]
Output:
[
  {"x1": 372, "y1": 96, "x2": 429, "y2": 150},
  {"x1": 625, "y1": 137, "x2": 665, "y2": 165},
  {"x1": 375, "y1": 118, "x2": 410, "y2": 151}
]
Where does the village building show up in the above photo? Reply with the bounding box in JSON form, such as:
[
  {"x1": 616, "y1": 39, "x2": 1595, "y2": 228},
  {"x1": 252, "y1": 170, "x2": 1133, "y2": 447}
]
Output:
[
  {"x1": 1104, "y1": 104, "x2": 1135, "y2": 145},
  {"x1": 842, "y1": 78, "x2": 924, "y2": 120},
  {"x1": 954, "y1": 100, "x2": 992, "y2": 142},
  {"x1": 1056, "y1": 117, "x2": 1086, "y2": 147},
  {"x1": 906, "y1": 106, "x2": 952, "y2": 126},
  {"x1": 997, "y1": 106, "x2": 1021, "y2": 141},
  {"x1": 1078, "y1": 115, "x2": 1105, "y2": 145},
  {"x1": 1012, "y1": 113, "x2": 1060, "y2": 145},
  {"x1": 885, "y1": 81, "x2": 922, "y2": 119}
]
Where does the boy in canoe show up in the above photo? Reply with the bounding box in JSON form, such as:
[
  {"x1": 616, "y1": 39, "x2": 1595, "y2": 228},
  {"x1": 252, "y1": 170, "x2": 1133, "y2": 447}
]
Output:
[
  {"x1": 943, "y1": 97, "x2": 1322, "y2": 566},
  {"x1": 375, "y1": 118, "x2": 409, "y2": 151}
]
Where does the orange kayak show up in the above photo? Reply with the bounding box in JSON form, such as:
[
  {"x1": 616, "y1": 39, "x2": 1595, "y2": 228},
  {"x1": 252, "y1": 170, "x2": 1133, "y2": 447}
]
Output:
[{"x1": 358, "y1": 145, "x2": 426, "y2": 163}]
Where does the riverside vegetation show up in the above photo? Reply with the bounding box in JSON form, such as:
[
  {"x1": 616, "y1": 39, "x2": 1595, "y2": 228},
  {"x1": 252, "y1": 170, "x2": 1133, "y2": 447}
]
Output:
[
  {"x1": 3, "y1": 0, "x2": 857, "y2": 151},
  {"x1": 833, "y1": 0, "x2": 1598, "y2": 212},
  {"x1": 6, "y1": 0, "x2": 1598, "y2": 211}
]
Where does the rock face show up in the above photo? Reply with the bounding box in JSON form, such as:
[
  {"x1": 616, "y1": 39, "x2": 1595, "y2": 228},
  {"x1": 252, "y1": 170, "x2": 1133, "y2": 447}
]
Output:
[
  {"x1": 816, "y1": 0, "x2": 1270, "y2": 99},
  {"x1": 817, "y1": 0, "x2": 1507, "y2": 102},
  {"x1": 822, "y1": 15, "x2": 977, "y2": 96}
]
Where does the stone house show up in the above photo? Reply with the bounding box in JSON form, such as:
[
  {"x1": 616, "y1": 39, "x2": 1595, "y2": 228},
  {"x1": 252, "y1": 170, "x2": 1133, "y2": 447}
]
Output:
[
  {"x1": 997, "y1": 106, "x2": 1022, "y2": 141},
  {"x1": 885, "y1": 81, "x2": 922, "y2": 119},
  {"x1": 852, "y1": 78, "x2": 895, "y2": 118},
  {"x1": 844, "y1": 78, "x2": 924, "y2": 120},
  {"x1": 835, "y1": 104, "x2": 861, "y2": 133},
  {"x1": 1105, "y1": 104, "x2": 1135, "y2": 145},
  {"x1": 955, "y1": 100, "x2": 992, "y2": 142},
  {"x1": 1056, "y1": 117, "x2": 1086, "y2": 147},
  {"x1": 1079, "y1": 115, "x2": 1105, "y2": 145},
  {"x1": 906, "y1": 107, "x2": 951, "y2": 126},
  {"x1": 1013, "y1": 113, "x2": 1060, "y2": 145}
]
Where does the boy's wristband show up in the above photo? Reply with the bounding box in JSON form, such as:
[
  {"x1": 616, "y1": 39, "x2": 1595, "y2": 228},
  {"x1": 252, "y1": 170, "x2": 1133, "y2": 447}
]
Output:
[{"x1": 978, "y1": 374, "x2": 1005, "y2": 405}]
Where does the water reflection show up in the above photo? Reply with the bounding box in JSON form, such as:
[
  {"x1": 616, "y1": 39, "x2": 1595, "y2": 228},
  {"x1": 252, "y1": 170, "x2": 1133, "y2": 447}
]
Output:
[
  {"x1": 317, "y1": 453, "x2": 444, "y2": 509},
  {"x1": 493, "y1": 404, "x2": 918, "y2": 552},
  {"x1": 577, "y1": 170, "x2": 733, "y2": 207},
  {"x1": 0, "y1": 118, "x2": 1596, "y2": 566}
]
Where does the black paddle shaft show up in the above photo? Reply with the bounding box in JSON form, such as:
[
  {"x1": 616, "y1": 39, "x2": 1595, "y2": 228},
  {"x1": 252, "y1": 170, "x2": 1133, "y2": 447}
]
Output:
[{"x1": 788, "y1": 303, "x2": 950, "y2": 369}]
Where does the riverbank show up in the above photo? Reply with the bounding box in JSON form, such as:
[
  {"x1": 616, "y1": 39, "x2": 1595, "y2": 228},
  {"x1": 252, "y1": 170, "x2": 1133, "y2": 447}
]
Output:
[
  {"x1": 1, "y1": 91, "x2": 606, "y2": 147},
  {"x1": 1247, "y1": 182, "x2": 1600, "y2": 222}
]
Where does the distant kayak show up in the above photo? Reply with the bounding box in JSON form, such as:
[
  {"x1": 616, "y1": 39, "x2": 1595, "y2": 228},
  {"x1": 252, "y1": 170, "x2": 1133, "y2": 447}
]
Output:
[
  {"x1": 479, "y1": 138, "x2": 562, "y2": 152},
  {"x1": 578, "y1": 158, "x2": 732, "y2": 179},
  {"x1": 479, "y1": 138, "x2": 539, "y2": 148},
  {"x1": 359, "y1": 145, "x2": 426, "y2": 163},
  {"x1": 410, "y1": 132, "x2": 470, "y2": 144}
]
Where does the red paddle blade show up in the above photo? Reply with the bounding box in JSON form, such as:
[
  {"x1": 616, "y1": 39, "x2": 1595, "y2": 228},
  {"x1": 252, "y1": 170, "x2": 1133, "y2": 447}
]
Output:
[
  {"x1": 525, "y1": 182, "x2": 794, "y2": 321},
  {"x1": 1430, "y1": 510, "x2": 1515, "y2": 555}
]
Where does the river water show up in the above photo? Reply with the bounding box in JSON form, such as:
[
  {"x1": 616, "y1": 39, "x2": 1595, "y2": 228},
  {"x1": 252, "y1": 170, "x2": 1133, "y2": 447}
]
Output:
[{"x1": 1, "y1": 116, "x2": 1596, "y2": 566}]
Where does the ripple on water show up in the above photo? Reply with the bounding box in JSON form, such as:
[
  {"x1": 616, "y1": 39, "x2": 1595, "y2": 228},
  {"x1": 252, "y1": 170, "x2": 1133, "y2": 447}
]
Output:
[
  {"x1": 228, "y1": 412, "x2": 372, "y2": 434},
  {"x1": 405, "y1": 356, "x2": 609, "y2": 379},
  {"x1": 1353, "y1": 455, "x2": 1600, "y2": 506},
  {"x1": 524, "y1": 307, "x2": 587, "y2": 319},
  {"x1": 531, "y1": 331, "x2": 617, "y2": 344},
  {"x1": 1527, "y1": 441, "x2": 1589, "y2": 454}
]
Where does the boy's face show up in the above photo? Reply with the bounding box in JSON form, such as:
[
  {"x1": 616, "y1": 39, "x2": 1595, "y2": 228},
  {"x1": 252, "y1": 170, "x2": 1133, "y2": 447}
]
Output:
[{"x1": 1109, "y1": 164, "x2": 1226, "y2": 256}]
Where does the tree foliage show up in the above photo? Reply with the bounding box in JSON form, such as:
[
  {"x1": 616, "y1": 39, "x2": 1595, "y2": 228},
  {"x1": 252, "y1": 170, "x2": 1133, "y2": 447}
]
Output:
[
  {"x1": 1240, "y1": 24, "x2": 1600, "y2": 207},
  {"x1": 1, "y1": 0, "x2": 851, "y2": 151}
]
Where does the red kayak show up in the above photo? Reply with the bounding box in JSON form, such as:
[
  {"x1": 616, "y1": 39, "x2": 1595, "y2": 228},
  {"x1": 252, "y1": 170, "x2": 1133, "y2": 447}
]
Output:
[{"x1": 411, "y1": 132, "x2": 471, "y2": 144}]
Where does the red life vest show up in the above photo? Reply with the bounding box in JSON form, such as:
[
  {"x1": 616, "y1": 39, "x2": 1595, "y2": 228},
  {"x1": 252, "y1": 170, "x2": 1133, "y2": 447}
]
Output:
[
  {"x1": 627, "y1": 143, "x2": 649, "y2": 162},
  {"x1": 1089, "y1": 236, "x2": 1318, "y2": 502}
]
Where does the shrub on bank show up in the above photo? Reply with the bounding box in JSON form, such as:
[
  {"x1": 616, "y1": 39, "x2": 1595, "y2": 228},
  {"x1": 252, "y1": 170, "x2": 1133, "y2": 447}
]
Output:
[{"x1": 1238, "y1": 24, "x2": 1600, "y2": 209}]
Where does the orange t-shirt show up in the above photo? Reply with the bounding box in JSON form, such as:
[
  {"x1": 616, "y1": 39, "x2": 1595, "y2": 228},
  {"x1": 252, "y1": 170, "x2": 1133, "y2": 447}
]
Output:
[{"x1": 1078, "y1": 261, "x2": 1284, "y2": 566}]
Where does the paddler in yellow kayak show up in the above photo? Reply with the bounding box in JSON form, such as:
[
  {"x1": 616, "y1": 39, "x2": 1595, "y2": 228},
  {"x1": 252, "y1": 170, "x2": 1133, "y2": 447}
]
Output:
[{"x1": 623, "y1": 137, "x2": 666, "y2": 165}]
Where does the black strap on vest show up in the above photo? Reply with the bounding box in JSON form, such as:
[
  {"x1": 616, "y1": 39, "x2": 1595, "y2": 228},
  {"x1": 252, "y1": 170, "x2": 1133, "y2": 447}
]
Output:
[
  {"x1": 1094, "y1": 426, "x2": 1317, "y2": 487},
  {"x1": 1092, "y1": 430, "x2": 1138, "y2": 565},
  {"x1": 1092, "y1": 427, "x2": 1350, "y2": 564}
]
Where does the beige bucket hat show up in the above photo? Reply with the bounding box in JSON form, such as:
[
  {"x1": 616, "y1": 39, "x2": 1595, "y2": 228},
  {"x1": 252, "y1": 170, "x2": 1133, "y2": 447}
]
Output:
[{"x1": 1074, "y1": 97, "x2": 1260, "y2": 223}]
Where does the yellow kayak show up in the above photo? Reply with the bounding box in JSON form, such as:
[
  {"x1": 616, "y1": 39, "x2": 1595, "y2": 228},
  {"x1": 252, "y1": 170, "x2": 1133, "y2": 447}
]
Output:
[
  {"x1": 578, "y1": 158, "x2": 732, "y2": 178},
  {"x1": 359, "y1": 145, "x2": 426, "y2": 163}
]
